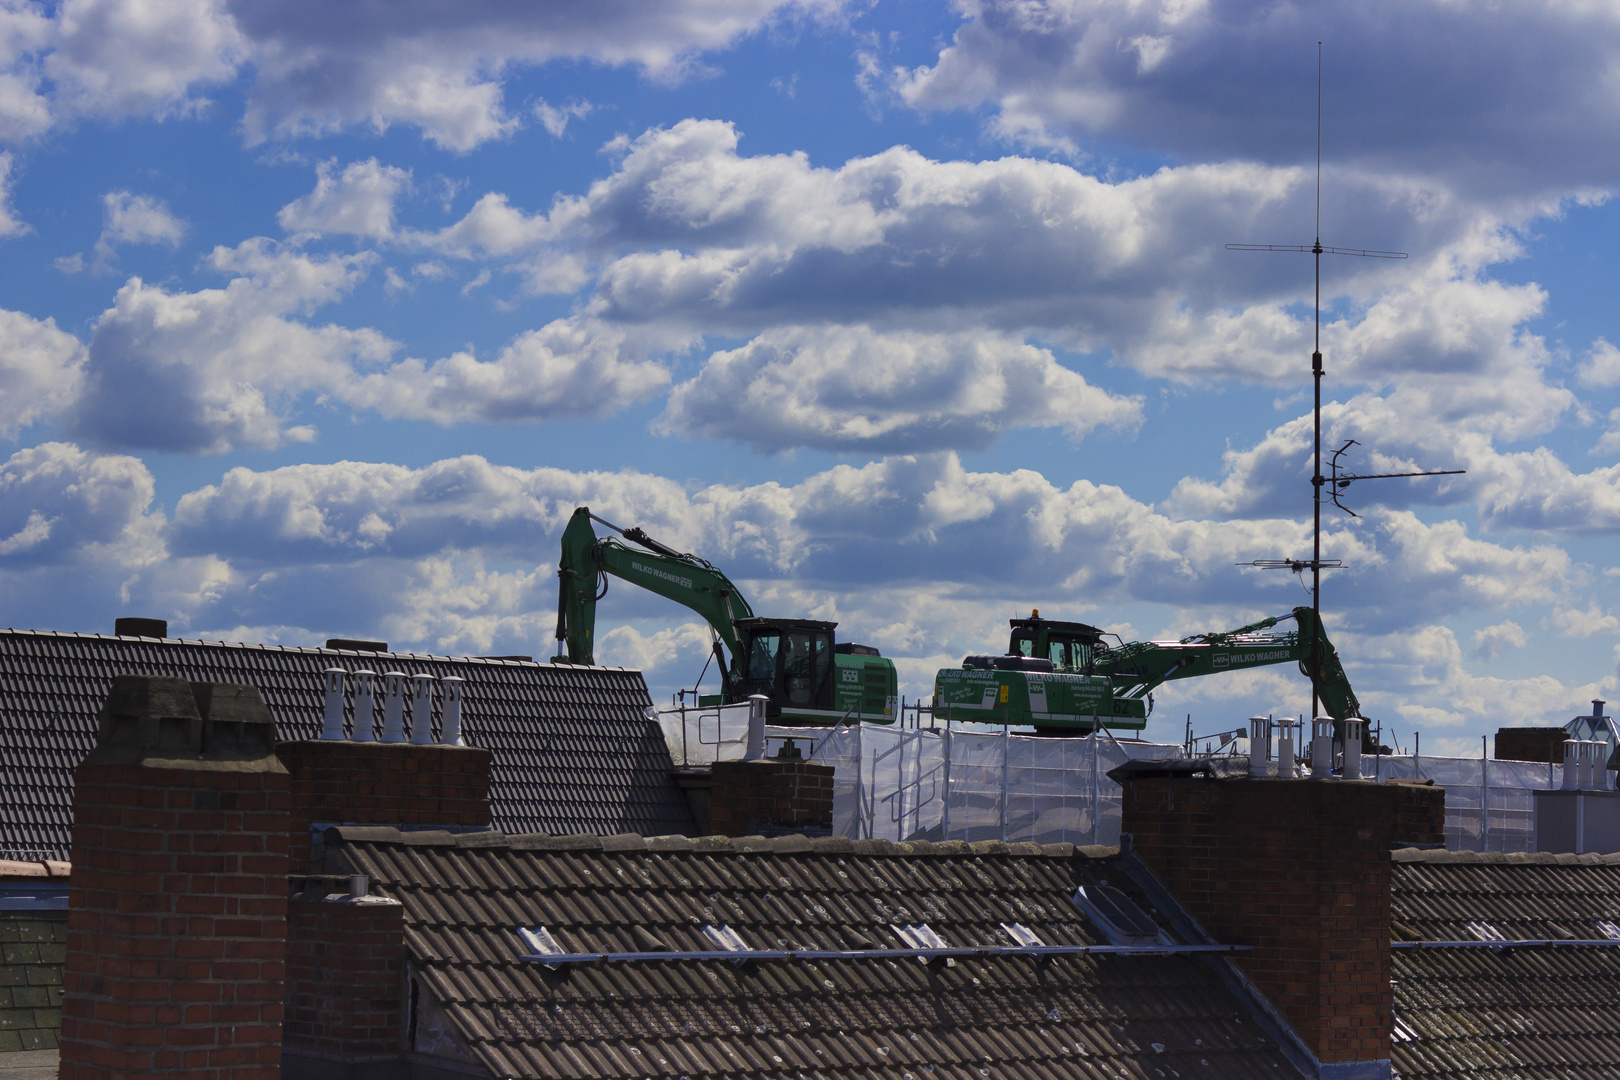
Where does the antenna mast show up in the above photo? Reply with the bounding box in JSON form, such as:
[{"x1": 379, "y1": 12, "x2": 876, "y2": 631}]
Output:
[{"x1": 1226, "y1": 43, "x2": 1407, "y2": 718}]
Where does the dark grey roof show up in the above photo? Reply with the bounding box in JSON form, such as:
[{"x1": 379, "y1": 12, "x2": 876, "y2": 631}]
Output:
[
  {"x1": 331, "y1": 827, "x2": 1301, "y2": 1080},
  {"x1": 1390, "y1": 849, "x2": 1620, "y2": 1079},
  {"x1": 0, "y1": 629, "x2": 693, "y2": 859}
]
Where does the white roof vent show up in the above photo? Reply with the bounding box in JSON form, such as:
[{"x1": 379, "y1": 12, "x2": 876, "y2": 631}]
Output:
[
  {"x1": 1000, "y1": 922, "x2": 1044, "y2": 948},
  {"x1": 1597, "y1": 921, "x2": 1620, "y2": 941},
  {"x1": 519, "y1": 925, "x2": 566, "y2": 970},
  {"x1": 891, "y1": 923, "x2": 951, "y2": 964},
  {"x1": 1466, "y1": 921, "x2": 1506, "y2": 943},
  {"x1": 701, "y1": 924, "x2": 752, "y2": 957}
]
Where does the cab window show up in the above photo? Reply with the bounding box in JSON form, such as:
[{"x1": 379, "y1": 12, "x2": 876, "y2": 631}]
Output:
[
  {"x1": 1012, "y1": 633, "x2": 1036, "y2": 657},
  {"x1": 747, "y1": 633, "x2": 781, "y2": 682},
  {"x1": 782, "y1": 630, "x2": 830, "y2": 706}
]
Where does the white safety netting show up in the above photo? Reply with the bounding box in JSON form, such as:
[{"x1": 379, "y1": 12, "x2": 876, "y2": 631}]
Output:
[
  {"x1": 655, "y1": 704, "x2": 1573, "y2": 851},
  {"x1": 1365, "y1": 754, "x2": 1565, "y2": 853}
]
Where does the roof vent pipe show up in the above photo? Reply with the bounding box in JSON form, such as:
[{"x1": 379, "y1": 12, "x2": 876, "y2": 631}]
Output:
[
  {"x1": 1277, "y1": 722, "x2": 1295, "y2": 778},
  {"x1": 351, "y1": 670, "x2": 377, "y2": 742},
  {"x1": 1562, "y1": 738, "x2": 1580, "y2": 789},
  {"x1": 440, "y1": 677, "x2": 465, "y2": 746},
  {"x1": 1585, "y1": 740, "x2": 1603, "y2": 791},
  {"x1": 380, "y1": 672, "x2": 408, "y2": 743},
  {"x1": 320, "y1": 668, "x2": 347, "y2": 740},
  {"x1": 744, "y1": 695, "x2": 769, "y2": 760},
  {"x1": 1596, "y1": 700, "x2": 1608, "y2": 718},
  {"x1": 1310, "y1": 717, "x2": 1334, "y2": 779},
  {"x1": 409, "y1": 673, "x2": 436, "y2": 745},
  {"x1": 1248, "y1": 717, "x2": 1270, "y2": 778},
  {"x1": 1342, "y1": 719, "x2": 1364, "y2": 780}
]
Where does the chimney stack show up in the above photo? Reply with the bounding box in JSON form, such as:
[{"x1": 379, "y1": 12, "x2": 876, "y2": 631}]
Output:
[
  {"x1": 1119, "y1": 768, "x2": 1443, "y2": 1079},
  {"x1": 59, "y1": 676, "x2": 289, "y2": 1079}
]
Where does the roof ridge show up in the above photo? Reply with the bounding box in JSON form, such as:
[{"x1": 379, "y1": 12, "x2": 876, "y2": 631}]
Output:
[
  {"x1": 1391, "y1": 847, "x2": 1620, "y2": 865},
  {"x1": 328, "y1": 826, "x2": 1116, "y2": 859}
]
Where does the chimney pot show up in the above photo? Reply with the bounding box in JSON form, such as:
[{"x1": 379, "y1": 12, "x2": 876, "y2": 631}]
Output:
[
  {"x1": 320, "y1": 667, "x2": 347, "y2": 740},
  {"x1": 351, "y1": 669, "x2": 379, "y2": 742},
  {"x1": 1277, "y1": 722, "x2": 1296, "y2": 777},
  {"x1": 1310, "y1": 717, "x2": 1334, "y2": 779},
  {"x1": 744, "y1": 695, "x2": 769, "y2": 760},
  {"x1": 1343, "y1": 718, "x2": 1364, "y2": 780},
  {"x1": 1562, "y1": 739, "x2": 1580, "y2": 789},
  {"x1": 440, "y1": 676, "x2": 466, "y2": 746},
  {"x1": 114, "y1": 616, "x2": 167, "y2": 638},
  {"x1": 1247, "y1": 717, "x2": 1270, "y2": 777},
  {"x1": 380, "y1": 672, "x2": 407, "y2": 742},
  {"x1": 409, "y1": 673, "x2": 436, "y2": 744}
]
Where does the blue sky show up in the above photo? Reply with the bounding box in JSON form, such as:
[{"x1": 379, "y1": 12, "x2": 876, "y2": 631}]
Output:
[{"x1": 3, "y1": 0, "x2": 1620, "y2": 752}]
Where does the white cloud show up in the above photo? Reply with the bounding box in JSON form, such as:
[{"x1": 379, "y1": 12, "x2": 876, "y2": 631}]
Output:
[
  {"x1": 1579, "y1": 339, "x2": 1620, "y2": 388},
  {"x1": 69, "y1": 239, "x2": 386, "y2": 453},
  {"x1": 1550, "y1": 603, "x2": 1620, "y2": 639},
  {"x1": 92, "y1": 189, "x2": 185, "y2": 267},
  {"x1": 1471, "y1": 621, "x2": 1528, "y2": 662},
  {"x1": 343, "y1": 316, "x2": 683, "y2": 425},
  {"x1": 0, "y1": 1, "x2": 842, "y2": 149},
  {"x1": 534, "y1": 98, "x2": 593, "y2": 138},
  {"x1": 165, "y1": 450, "x2": 1568, "y2": 633},
  {"x1": 0, "y1": 441, "x2": 161, "y2": 566},
  {"x1": 277, "y1": 158, "x2": 411, "y2": 240},
  {"x1": 894, "y1": 0, "x2": 1620, "y2": 199},
  {"x1": 0, "y1": 152, "x2": 27, "y2": 236},
  {"x1": 0, "y1": 307, "x2": 84, "y2": 438},
  {"x1": 235, "y1": 0, "x2": 843, "y2": 151},
  {"x1": 658, "y1": 325, "x2": 1142, "y2": 453}
]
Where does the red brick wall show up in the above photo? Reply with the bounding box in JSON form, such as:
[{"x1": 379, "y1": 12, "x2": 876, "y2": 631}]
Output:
[
  {"x1": 1495, "y1": 727, "x2": 1569, "y2": 763},
  {"x1": 284, "y1": 896, "x2": 404, "y2": 1056},
  {"x1": 59, "y1": 763, "x2": 289, "y2": 1080},
  {"x1": 709, "y1": 759, "x2": 833, "y2": 836},
  {"x1": 1122, "y1": 777, "x2": 1444, "y2": 1068},
  {"x1": 278, "y1": 742, "x2": 492, "y2": 872}
]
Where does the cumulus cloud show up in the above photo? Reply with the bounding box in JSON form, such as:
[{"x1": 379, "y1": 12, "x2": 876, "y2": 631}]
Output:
[
  {"x1": 343, "y1": 316, "x2": 683, "y2": 425},
  {"x1": 534, "y1": 98, "x2": 593, "y2": 138},
  {"x1": 69, "y1": 239, "x2": 387, "y2": 453},
  {"x1": 1579, "y1": 339, "x2": 1620, "y2": 388},
  {"x1": 895, "y1": 0, "x2": 1620, "y2": 198},
  {"x1": 0, "y1": 308, "x2": 84, "y2": 438},
  {"x1": 0, "y1": 152, "x2": 27, "y2": 236},
  {"x1": 1550, "y1": 603, "x2": 1620, "y2": 639},
  {"x1": 659, "y1": 325, "x2": 1141, "y2": 452},
  {"x1": 90, "y1": 189, "x2": 185, "y2": 268},
  {"x1": 166, "y1": 450, "x2": 1567, "y2": 632},
  {"x1": 1471, "y1": 621, "x2": 1528, "y2": 662},
  {"x1": 234, "y1": 0, "x2": 842, "y2": 150},
  {"x1": 0, "y1": 1, "x2": 841, "y2": 148},
  {"x1": 0, "y1": 441, "x2": 161, "y2": 566},
  {"x1": 277, "y1": 158, "x2": 411, "y2": 240}
]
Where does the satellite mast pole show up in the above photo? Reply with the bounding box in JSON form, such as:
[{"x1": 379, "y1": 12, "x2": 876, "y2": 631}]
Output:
[
  {"x1": 1312, "y1": 40, "x2": 1323, "y2": 715},
  {"x1": 1227, "y1": 43, "x2": 1408, "y2": 720}
]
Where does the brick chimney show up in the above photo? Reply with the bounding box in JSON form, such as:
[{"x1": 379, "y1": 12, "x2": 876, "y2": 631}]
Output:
[
  {"x1": 284, "y1": 878, "x2": 404, "y2": 1066},
  {"x1": 1119, "y1": 768, "x2": 1443, "y2": 1080},
  {"x1": 707, "y1": 751, "x2": 834, "y2": 837},
  {"x1": 278, "y1": 740, "x2": 492, "y2": 874},
  {"x1": 59, "y1": 675, "x2": 289, "y2": 1080}
]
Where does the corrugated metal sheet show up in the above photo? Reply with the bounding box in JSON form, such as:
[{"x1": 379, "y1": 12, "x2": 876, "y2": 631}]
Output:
[
  {"x1": 332, "y1": 828, "x2": 1300, "y2": 1080},
  {"x1": 0, "y1": 629, "x2": 693, "y2": 858}
]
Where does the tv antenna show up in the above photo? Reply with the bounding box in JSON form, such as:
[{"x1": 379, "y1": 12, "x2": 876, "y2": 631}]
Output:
[
  {"x1": 1326, "y1": 439, "x2": 1464, "y2": 517},
  {"x1": 1226, "y1": 42, "x2": 1437, "y2": 718}
]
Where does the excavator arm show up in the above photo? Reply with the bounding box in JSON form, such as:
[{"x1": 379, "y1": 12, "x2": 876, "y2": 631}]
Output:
[
  {"x1": 1095, "y1": 606, "x2": 1362, "y2": 720},
  {"x1": 555, "y1": 507, "x2": 754, "y2": 674}
]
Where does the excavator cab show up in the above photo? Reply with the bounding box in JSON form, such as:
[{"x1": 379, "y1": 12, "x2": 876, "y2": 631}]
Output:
[
  {"x1": 734, "y1": 618, "x2": 837, "y2": 715},
  {"x1": 1006, "y1": 614, "x2": 1105, "y2": 675}
]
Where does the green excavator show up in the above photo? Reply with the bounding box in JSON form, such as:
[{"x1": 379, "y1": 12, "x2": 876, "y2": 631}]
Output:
[
  {"x1": 554, "y1": 506, "x2": 898, "y2": 724},
  {"x1": 933, "y1": 606, "x2": 1362, "y2": 735}
]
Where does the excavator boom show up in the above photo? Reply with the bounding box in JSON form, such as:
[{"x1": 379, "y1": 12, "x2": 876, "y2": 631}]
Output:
[
  {"x1": 933, "y1": 606, "x2": 1362, "y2": 732},
  {"x1": 553, "y1": 506, "x2": 898, "y2": 724}
]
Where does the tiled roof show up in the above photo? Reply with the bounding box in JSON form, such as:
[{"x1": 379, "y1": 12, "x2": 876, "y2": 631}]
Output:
[
  {"x1": 1390, "y1": 849, "x2": 1620, "y2": 1079},
  {"x1": 0, "y1": 629, "x2": 693, "y2": 859},
  {"x1": 330, "y1": 827, "x2": 1302, "y2": 1080}
]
